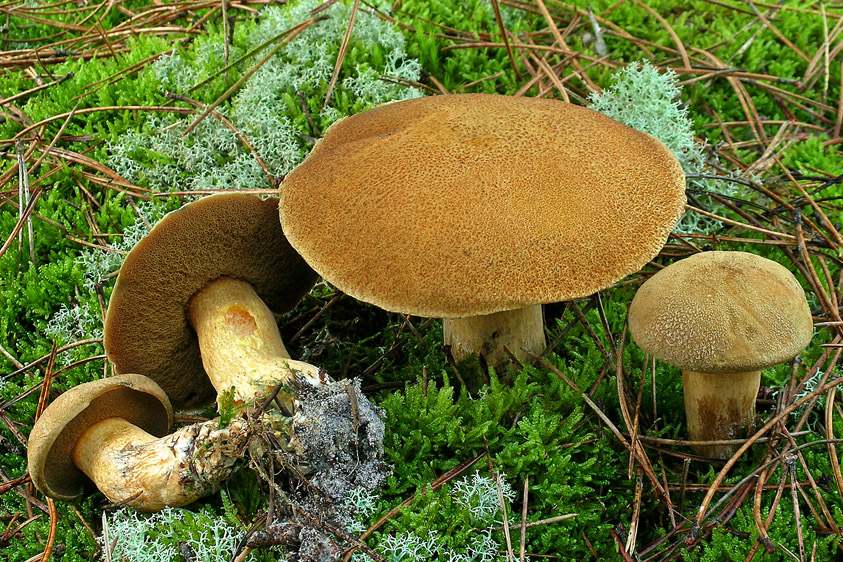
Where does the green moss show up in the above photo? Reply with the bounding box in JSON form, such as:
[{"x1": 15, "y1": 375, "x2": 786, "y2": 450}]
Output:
[{"x1": 1, "y1": 1, "x2": 842, "y2": 561}]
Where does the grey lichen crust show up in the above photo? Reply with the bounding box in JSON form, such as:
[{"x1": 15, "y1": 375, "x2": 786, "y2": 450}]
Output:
[
  {"x1": 249, "y1": 378, "x2": 389, "y2": 558},
  {"x1": 292, "y1": 378, "x2": 387, "y2": 490}
]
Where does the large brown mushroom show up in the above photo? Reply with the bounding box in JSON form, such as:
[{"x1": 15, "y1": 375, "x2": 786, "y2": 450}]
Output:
[
  {"x1": 628, "y1": 251, "x2": 813, "y2": 459},
  {"x1": 104, "y1": 193, "x2": 325, "y2": 410},
  {"x1": 27, "y1": 374, "x2": 252, "y2": 511},
  {"x1": 278, "y1": 94, "x2": 686, "y2": 370}
]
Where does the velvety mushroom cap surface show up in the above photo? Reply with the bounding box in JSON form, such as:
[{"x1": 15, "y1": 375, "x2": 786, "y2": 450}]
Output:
[
  {"x1": 628, "y1": 251, "x2": 813, "y2": 373},
  {"x1": 104, "y1": 193, "x2": 319, "y2": 409},
  {"x1": 27, "y1": 374, "x2": 172, "y2": 501},
  {"x1": 279, "y1": 94, "x2": 686, "y2": 318}
]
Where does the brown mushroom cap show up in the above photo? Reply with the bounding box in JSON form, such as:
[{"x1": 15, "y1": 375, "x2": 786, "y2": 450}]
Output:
[
  {"x1": 628, "y1": 251, "x2": 813, "y2": 373},
  {"x1": 278, "y1": 94, "x2": 687, "y2": 318},
  {"x1": 27, "y1": 374, "x2": 172, "y2": 501},
  {"x1": 104, "y1": 193, "x2": 318, "y2": 409}
]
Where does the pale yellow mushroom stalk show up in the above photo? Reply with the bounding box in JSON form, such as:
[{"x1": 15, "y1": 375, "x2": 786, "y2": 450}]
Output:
[
  {"x1": 104, "y1": 193, "x2": 323, "y2": 410},
  {"x1": 188, "y1": 277, "x2": 328, "y2": 408},
  {"x1": 681, "y1": 370, "x2": 761, "y2": 459},
  {"x1": 72, "y1": 413, "x2": 253, "y2": 511},
  {"x1": 443, "y1": 306, "x2": 545, "y2": 367},
  {"x1": 27, "y1": 374, "x2": 256, "y2": 512}
]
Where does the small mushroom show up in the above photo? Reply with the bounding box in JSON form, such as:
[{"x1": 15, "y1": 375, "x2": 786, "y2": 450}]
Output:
[
  {"x1": 278, "y1": 94, "x2": 686, "y2": 371},
  {"x1": 104, "y1": 193, "x2": 325, "y2": 410},
  {"x1": 628, "y1": 251, "x2": 813, "y2": 459},
  {"x1": 27, "y1": 374, "x2": 253, "y2": 511}
]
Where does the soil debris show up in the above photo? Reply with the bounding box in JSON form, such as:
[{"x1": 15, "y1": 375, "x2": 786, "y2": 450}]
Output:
[{"x1": 249, "y1": 377, "x2": 389, "y2": 561}]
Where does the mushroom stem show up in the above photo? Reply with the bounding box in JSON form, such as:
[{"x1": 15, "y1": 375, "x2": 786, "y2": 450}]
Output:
[
  {"x1": 71, "y1": 415, "x2": 253, "y2": 511},
  {"x1": 188, "y1": 277, "x2": 326, "y2": 407},
  {"x1": 443, "y1": 305, "x2": 545, "y2": 370},
  {"x1": 682, "y1": 369, "x2": 760, "y2": 459}
]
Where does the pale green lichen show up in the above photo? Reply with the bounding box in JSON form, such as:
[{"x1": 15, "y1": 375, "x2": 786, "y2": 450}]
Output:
[
  {"x1": 101, "y1": 504, "x2": 257, "y2": 562},
  {"x1": 351, "y1": 472, "x2": 516, "y2": 562},
  {"x1": 107, "y1": 0, "x2": 422, "y2": 193},
  {"x1": 43, "y1": 301, "x2": 101, "y2": 343},
  {"x1": 376, "y1": 531, "x2": 440, "y2": 562},
  {"x1": 344, "y1": 487, "x2": 380, "y2": 534},
  {"x1": 451, "y1": 470, "x2": 515, "y2": 521},
  {"x1": 589, "y1": 60, "x2": 739, "y2": 233}
]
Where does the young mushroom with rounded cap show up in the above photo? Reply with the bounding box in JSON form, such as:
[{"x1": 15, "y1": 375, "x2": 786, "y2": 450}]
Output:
[
  {"x1": 627, "y1": 251, "x2": 813, "y2": 459},
  {"x1": 27, "y1": 374, "x2": 254, "y2": 511},
  {"x1": 278, "y1": 94, "x2": 686, "y2": 372},
  {"x1": 104, "y1": 193, "x2": 327, "y2": 411}
]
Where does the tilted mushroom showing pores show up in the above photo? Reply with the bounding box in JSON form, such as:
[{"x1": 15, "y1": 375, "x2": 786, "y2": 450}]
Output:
[
  {"x1": 104, "y1": 193, "x2": 326, "y2": 410},
  {"x1": 27, "y1": 374, "x2": 253, "y2": 511},
  {"x1": 278, "y1": 94, "x2": 686, "y2": 371},
  {"x1": 628, "y1": 251, "x2": 813, "y2": 459}
]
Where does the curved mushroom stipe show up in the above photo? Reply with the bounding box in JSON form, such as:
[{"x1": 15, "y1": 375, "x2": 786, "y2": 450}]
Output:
[
  {"x1": 104, "y1": 193, "x2": 320, "y2": 410},
  {"x1": 27, "y1": 374, "x2": 258, "y2": 511},
  {"x1": 74, "y1": 414, "x2": 255, "y2": 511},
  {"x1": 188, "y1": 276, "x2": 329, "y2": 409}
]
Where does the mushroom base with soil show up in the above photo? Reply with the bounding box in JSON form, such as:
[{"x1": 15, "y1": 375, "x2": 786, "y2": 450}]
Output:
[
  {"x1": 73, "y1": 414, "x2": 255, "y2": 511},
  {"x1": 443, "y1": 304, "x2": 545, "y2": 369},
  {"x1": 682, "y1": 369, "x2": 760, "y2": 460},
  {"x1": 188, "y1": 276, "x2": 328, "y2": 409},
  {"x1": 28, "y1": 374, "x2": 261, "y2": 512}
]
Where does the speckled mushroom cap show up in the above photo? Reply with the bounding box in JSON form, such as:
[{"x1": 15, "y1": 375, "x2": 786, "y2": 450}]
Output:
[
  {"x1": 104, "y1": 193, "x2": 319, "y2": 409},
  {"x1": 628, "y1": 251, "x2": 813, "y2": 373},
  {"x1": 27, "y1": 374, "x2": 172, "y2": 501},
  {"x1": 278, "y1": 94, "x2": 686, "y2": 318}
]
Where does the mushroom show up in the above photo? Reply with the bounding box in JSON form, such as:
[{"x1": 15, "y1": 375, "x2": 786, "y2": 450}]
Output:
[
  {"x1": 27, "y1": 374, "x2": 253, "y2": 511},
  {"x1": 278, "y1": 94, "x2": 686, "y2": 370},
  {"x1": 104, "y1": 193, "x2": 326, "y2": 410},
  {"x1": 627, "y1": 251, "x2": 813, "y2": 459}
]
